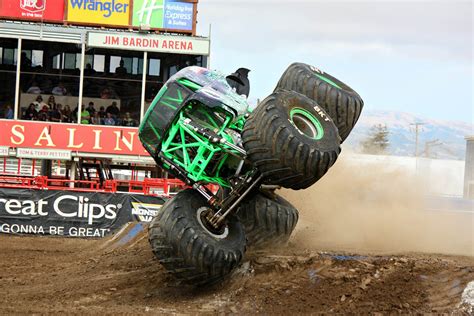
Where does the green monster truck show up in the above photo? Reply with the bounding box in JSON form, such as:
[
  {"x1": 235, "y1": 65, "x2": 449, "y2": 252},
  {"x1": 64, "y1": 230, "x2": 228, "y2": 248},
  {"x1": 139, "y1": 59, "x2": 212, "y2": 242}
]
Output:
[{"x1": 138, "y1": 63, "x2": 363, "y2": 285}]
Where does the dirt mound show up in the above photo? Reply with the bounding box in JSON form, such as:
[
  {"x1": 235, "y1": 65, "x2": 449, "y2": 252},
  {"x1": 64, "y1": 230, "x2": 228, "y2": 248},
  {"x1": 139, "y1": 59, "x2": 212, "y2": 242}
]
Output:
[{"x1": 0, "y1": 234, "x2": 472, "y2": 314}]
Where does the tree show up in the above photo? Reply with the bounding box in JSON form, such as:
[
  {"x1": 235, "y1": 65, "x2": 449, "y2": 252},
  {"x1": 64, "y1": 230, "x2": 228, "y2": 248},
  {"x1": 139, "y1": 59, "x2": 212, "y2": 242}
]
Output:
[{"x1": 361, "y1": 124, "x2": 390, "y2": 154}]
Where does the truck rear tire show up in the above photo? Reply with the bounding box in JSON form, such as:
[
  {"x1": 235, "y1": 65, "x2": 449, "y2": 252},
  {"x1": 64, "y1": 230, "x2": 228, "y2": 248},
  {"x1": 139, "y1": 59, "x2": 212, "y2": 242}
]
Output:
[
  {"x1": 275, "y1": 63, "x2": 364, "y2": 141},
  {"x1": 238, "y1": 190, "x2": 298, "y2": 249},
  {"x1": 148, "y1": 189, "x2": 246, "y2": 285},
  {"x1": 242, "y1": 90, "x2": 341, "y2": 189}
]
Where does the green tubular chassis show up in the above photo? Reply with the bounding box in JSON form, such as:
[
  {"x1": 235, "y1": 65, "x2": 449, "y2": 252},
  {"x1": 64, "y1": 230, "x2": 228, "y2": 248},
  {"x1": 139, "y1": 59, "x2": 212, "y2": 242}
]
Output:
[{"x1": 139, "y1": 67, "x2": 257, "y2": 228}]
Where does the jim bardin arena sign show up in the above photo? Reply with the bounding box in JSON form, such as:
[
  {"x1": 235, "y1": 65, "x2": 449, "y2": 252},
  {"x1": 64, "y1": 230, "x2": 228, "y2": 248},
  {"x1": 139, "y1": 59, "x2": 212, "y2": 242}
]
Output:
[
  {"x1": 0, "y1": 188, "x2": 165, "y2": 238},
  {"x1": 88, "y1": 32, "x2": 209, "y2": 55}
]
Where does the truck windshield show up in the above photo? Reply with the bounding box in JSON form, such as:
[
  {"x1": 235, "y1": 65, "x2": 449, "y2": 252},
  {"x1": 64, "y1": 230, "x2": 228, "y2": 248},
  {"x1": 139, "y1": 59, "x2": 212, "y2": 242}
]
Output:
[{"x1": 139, "y1": 82, "x2": 192, "y2": 156}]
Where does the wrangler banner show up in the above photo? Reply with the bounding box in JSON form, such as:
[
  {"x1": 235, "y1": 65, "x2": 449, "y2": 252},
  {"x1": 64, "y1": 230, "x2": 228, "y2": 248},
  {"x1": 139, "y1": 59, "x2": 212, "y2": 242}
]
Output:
[
  {"x1": 67, "y1": 0, "x2": 131, "y2": 27},
  {"x1": 0, "y1": 188, "x2": 166, "y2": 238}
]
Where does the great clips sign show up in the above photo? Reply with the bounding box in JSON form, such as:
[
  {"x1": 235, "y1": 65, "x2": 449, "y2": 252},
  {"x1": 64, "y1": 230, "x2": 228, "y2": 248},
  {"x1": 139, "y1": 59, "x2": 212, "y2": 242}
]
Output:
[
  {"x1": 0, "y1": 188, "x2": 166, "y2": 238},
  {"x1": 0, "y1": 120, "x2": 149, "y2": 157},
  {"x1": 0, "y1": 0, "x2": 65, "y2": 22}
]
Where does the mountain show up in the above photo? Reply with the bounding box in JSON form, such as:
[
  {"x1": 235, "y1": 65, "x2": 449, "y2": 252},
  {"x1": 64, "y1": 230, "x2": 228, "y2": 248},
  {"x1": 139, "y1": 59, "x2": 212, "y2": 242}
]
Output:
[{"x1": 344, "y1": 110, "x2": 473, "y2": 160}]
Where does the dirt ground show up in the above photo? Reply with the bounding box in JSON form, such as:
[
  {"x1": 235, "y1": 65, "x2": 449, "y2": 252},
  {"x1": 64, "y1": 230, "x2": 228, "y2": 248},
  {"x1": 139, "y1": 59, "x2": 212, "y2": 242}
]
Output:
[
  {"x1": 0, "y1": 231, "x2": 472, "y2": 314},
  {"x1": 1, "y1": 158, "x2": 472, "y2": 314}
]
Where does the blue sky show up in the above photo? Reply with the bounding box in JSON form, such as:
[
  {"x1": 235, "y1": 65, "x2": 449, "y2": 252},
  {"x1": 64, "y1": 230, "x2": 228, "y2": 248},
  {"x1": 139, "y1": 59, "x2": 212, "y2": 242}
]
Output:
[{"x1": 196, "y1": 0, "x2": 472, "y2": 123}]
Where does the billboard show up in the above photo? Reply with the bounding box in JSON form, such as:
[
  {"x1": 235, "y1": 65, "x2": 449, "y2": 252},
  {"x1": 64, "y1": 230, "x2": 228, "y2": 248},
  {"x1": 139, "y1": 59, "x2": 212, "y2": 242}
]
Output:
[
  {"x1": 0, "y1": 0, "x2": 196, "y2": 33},
  {"x1": 0, "y1": 0, "x2": 65, "y2": 22},
  {"x1": 0, "y1": 120, "x2": 149, "y2": 157},
  {"x1": 88, "y1": 32, "x2": 210, "y2": 55},
  {"x1": 0, "y1": 188, "x2": 165, "y2": 238},
  {"x1": 132, "y1": 0, "x2": 194, "y2": 31},
  {"x1": 66, "y1": 0, "x2": 131, "y2": 27}
]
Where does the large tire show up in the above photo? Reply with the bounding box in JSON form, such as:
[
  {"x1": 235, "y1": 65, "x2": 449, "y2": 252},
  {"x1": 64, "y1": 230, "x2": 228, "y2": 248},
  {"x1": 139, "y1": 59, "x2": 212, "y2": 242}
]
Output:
[
  {"x1": 242, "y1": 90, "x2": 341, "y2": 189},
  {"x1": 238, "y1": 190, "x2": 299, "y2": 249},
  {"x1": 275, "y1": 62, "x2": 364, "y2": 142},
  {"x1": 148, "y1": 189, "x2": 246, "y2": 285}
]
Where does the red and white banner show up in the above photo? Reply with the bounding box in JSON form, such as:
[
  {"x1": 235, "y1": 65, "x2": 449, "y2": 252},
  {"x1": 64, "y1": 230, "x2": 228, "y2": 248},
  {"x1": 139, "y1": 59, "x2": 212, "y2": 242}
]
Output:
[
  {"x1": 16, "y1": 148, "x2": 72, "y2": 160},
  {"x1": 87, "y1": 32, "x2": 210, "y2": 55},
  {"x1": 0, "y1": 120, "x2": 149, "y2": 157},
  {"x1": 0, "y1": 146, "x2": 9, "y2": 157},
  {"x1": 0, "y1": 0, "x2": 64, "y2": 22}
]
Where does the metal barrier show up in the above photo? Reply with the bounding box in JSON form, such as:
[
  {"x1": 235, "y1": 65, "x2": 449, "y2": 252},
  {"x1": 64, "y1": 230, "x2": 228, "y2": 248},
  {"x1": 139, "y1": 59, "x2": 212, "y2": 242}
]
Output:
[{"x1": 0, "y1": 175, "x2": 188, "y2": 197}]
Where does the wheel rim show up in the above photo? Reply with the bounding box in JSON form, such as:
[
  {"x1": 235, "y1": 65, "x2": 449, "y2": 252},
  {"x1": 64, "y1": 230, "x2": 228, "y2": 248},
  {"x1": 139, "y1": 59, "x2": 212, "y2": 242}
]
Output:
[
  {"x1": 290, "y1": 108, "x2": 324, "y2": 140},
  {"x1": 197, "y1": 207, "x2": 229, "y2": 239}
]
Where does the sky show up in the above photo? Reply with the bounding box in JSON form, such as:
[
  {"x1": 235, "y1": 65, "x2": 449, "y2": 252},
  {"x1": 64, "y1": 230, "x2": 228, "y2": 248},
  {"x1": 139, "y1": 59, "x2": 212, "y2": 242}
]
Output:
[{"x1": 195, "y1": 0, "x2": 473, "y2": 123}]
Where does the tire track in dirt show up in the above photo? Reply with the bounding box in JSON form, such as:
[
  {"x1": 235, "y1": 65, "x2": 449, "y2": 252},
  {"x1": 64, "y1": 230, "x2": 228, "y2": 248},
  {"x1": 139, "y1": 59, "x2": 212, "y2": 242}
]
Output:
[{"x1": 0, "y1": 234, "x2": 472, "y2": 314}]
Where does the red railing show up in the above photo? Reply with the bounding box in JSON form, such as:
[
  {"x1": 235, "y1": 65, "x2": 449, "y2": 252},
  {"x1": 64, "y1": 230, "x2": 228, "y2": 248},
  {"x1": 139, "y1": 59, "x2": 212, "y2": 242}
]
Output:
[{"x1": 0, "y1": 175, "x2": 188, "y2": 197}]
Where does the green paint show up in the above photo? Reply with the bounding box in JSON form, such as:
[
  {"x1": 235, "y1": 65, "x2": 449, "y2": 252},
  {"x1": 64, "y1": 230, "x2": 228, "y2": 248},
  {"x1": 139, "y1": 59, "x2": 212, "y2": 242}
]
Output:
[
  {"x1": 147, "y1": 121, "x2": 161, "y2": 140},
  {"x1": 139, "y1": 85, "x2": 168, "y2": 134},
  {"x1": 132, "y1": 0, "x2": 164, "y2": 28},
  {"x1": 178, "y1": 78, "x2": 202, "y2": 91},
  {"x1": 290, "y1": 108, "x2": 324, "y2": 140},
  {"x1": 160, "y1": 100, "x2": 178, "y2": 110},
  {"x1": 314, "y1": 73, "x2": 341, "y2": 89},
  {"x1": 139, "y1": 82, "x2": 247, "y2": 189}
]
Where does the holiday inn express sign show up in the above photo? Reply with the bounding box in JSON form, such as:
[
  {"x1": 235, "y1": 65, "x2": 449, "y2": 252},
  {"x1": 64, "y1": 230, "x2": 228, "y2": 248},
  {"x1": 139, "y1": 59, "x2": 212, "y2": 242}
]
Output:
[
  {"x1": 87, "y1": 32, "x2": 209, "y2": 55},
  {"x1": 132, "y1": 0, "x2": 194, "y2": 31}
]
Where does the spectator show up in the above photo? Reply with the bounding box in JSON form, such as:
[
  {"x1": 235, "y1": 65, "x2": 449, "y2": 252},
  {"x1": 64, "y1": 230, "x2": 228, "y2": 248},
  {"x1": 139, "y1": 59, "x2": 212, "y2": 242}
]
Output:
[
  {"x1": 121, "y1": 112, "x2": 135, "y2": 127},
  {"x1": 62, "y1": 104, "x2": 72, "y2": 123},
  {"x1": 21, "y1": 52, "x2": 32, "y2": 69},
  {"x1": 103, "y1": 112, "x2": 115, "y2": 126},
  {"x1": 27, "y1": 82, "x2": 41, "y2": 94},
  {"x1": 72, "y1": 105, "x2": 81, "y2": 122},
  {"x1": 106, "y1": 101, "x2": 120, "y2": 118},
  {"x1": 37, "y1": 106, "x2": 49, "y2": 121},
  {"x1": 90, "y1": 112, "x2": 102, "y2": 125},
  {"x1": 85, "y1": 102, "x2": 96, "y2": 116},
  {"x1": 80, "y1": 107, "x2": 90, "y2": 124},
  {"x1": 98, "y1": 106, "x2": 107, "y2": 120},
  {"x1": 100, "y1": 87, "x2": 111, "y2": 99},
  {"x1": 115, "y1": 59, "x2": 127, "y2": 75},
  {"x1": 84, "y1": 63, "x2": 96, "y2": 76},
  {"x1": 52, "y1": 82, "x2": 67, "y2": 96},
  {"x1": 4, "y1": 105, "x2": 13, "y2": 119},
  {"x1": 50, "y1": 104, "x2": 62, "y2": 122},
  {"x1": 23, "y1": 103, "x2": 37, "y2": 120},
  {"x1": 33, "y1": 95, "x2": 47, "y2": 112},
  {"x1": 47, "y1": 95, "x2": 56, "y2": 108}
]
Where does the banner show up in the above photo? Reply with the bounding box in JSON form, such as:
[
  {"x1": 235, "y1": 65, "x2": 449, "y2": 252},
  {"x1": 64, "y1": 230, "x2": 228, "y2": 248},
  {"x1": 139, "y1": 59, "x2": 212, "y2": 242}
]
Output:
[
  {"x1": 0, "y1": 146, "x2": 9, "y2": 157},
  {"x1": 0, "y1": 120, "x2": 149, "y2": 157},
  {"x1": 67, "y1": 0, "x2": 131, "y2": 27},
  {"x1": 1, "y1": 0, "x2": 196, "y2": 34},
  {"x1": 132, "y1": 0, "x2": 194, "y2": 31},
  {"x1": 88, "y1": 32, "x2": 209, "y2": 55},
  {"x1": 17, "y1": 148, "x2": 72, "y2": 160},
  {"x1": 0, "y1": 188, "x2": 166, "y2": 238},
  {"x1": 0, "y1": 0, "x2": 65, "y2": 22}
]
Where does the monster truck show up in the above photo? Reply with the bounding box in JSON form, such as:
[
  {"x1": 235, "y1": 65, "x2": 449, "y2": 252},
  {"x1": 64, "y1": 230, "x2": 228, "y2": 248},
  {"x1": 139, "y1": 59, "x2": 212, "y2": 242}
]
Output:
[{"x1": 138, "y1": 64, "x2": 363, "y2": 285}]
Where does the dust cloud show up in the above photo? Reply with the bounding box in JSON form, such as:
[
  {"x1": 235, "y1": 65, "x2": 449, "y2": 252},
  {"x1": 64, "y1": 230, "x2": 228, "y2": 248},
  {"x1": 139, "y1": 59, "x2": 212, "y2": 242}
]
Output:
[{"x1": 280, "y1": 153, "x2": 474, "y2": 256}]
